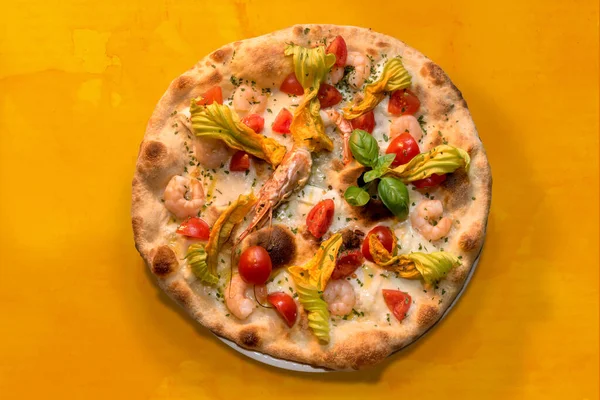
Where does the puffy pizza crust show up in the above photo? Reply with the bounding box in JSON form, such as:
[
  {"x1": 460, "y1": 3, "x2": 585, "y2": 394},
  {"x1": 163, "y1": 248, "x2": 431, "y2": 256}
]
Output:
[{"x1": 131, "y1": 24, "x2": 492, "y2": 370}]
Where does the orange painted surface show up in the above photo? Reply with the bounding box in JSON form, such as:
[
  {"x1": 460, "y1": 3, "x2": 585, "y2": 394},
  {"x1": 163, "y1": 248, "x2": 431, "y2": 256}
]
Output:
[{"x1": 0, "y1": 1, "x2": 598, "y2": 399}]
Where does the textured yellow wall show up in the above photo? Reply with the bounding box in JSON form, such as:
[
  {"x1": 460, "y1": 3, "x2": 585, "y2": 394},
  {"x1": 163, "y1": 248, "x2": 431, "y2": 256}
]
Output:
[{"x1": 0, "y1": 1, "x2": 598, "y2": 399}]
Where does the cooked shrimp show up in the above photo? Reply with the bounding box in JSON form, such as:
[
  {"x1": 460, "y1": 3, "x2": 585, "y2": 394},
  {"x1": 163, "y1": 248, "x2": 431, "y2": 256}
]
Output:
[
  {"x1": 226, "y1": 273, "x2": 256, "y2": 320},
  {"x1": 390, "y1": 115, "x2": 423, "y2": 141},
  {"x1": 325, "y1": 109, "x2": 353, "y2": 164},
  {"x1": 233, "y1": 84, "x2": 267, "y2": 115},
  {"x1": 323, "y1": 279, "x2": 356, "y2": 316},
  {"x1": 411, "y1": 200, "x2": 452, "y2": 241},
  {"x1": 238, "y1": 146, "x2": 312, "y2": 241},
  {"x1": 164, "y1": 175, "x2": 205, "y2": 219},
  {"x1": 328, "y1": 65, "x2": 345, "y2": 85},
  {"x1": 194, "y1": 137, "x2": 231, "y2": 169},
  {"x1": 346, "y1": 52, "x2": 370, "y2": 89}
]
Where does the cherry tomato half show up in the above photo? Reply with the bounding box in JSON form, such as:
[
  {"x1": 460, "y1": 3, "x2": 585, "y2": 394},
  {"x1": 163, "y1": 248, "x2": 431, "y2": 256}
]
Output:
[
  {"x1": 361, "y1": 226, "x2": 395, "y2": 262},
  {"x1": 317, "y1": 84, "x2": 343, "y2": 108},
  {"x1": 382, "y1": 289, "x2": 412, "y2": 322},
  {"x1": 280, "y1": 72, "x2": 304, "y2": 96},
  {"x1": 388, "y1": 89, "x2": 420, "y2": 116},
  {"x1": 241, "y1": 113, "x2": 264, "y2": 133},
  {"x1": 196, "y1": 86, "x2": 223, "y2": 106},
  {"x1": 412, "y1": 173, "x2": 447, "y2": 189},
  {"x1": 306, "y1": 199, "x2": 335, "y2": 239},
  {"x1": 267, "y1": 292, "x2": 298, "y2": 327},
  {"x1": 351, "y1": 110, "x2": 375, "y2": 133},
  {"x1": 331, "y1": 249, "x2": 364, "y2": 280},
  {"x1": 176, "y1": 217, "x2": 210, "y2": 240},
  {"x1": 238, "y1": 246, "x2": 272, "y2": 285},
  {"x1": 272, "y1": 108, "x2": 293, "y2": 134},
  {"x1": 230, "y1": 151, "x2": 250, "y2": 172},
  {"x1": 326, "y1": 35, "x2": 348, "y2": 67},
  {"x1": 385, "y1": 132, "x2": 420, "y2": 167}
]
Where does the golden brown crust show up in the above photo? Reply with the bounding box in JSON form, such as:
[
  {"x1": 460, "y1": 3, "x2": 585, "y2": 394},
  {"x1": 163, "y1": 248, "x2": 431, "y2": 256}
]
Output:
[{"x1": 131, "y1": 24, "x2": 492, "y2": 370}]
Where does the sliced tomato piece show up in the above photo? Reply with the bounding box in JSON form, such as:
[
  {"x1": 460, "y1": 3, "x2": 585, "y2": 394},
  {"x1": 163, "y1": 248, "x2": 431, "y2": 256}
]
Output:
[
  {"x1": 238, "y1": 246, "x2": 272, "y2": 285},
  {"x1": 351, "y1": 110, "x2": 375, "y2": 133},
  {"x1": 241, "y1": 113, "x2": 264, "y2": 133},
  {"x1": 326, "y1": 35, "x2": 348, "y2": 67},
  {"x1": 267, "y1": 292, "x2": 298, "y2": 327},
  {"x1": 385, "y1": 132, "x2": 420, "y2": 167},
  {"x1": 280, "y1": 72, "x2": 304, "y2": 96},
  {"x1": 317, "y1": 84, "x2": 343, "y2": 108},
  {"x1": 412, "y1": 173, "x2": 447, "y2": 189},
  {"x1": 306, "y1": 199, "x2": 335, "y2": 239},
  {"x1": 272, "y1": 108, "x2": 293, "y2": 134},
  {"x1": 230, "y1": 151, "x2": 250, "y2": 172},
  {"x1": 176, "y1": 217, "x2": 210, "y2": 240},
  {"x1": 361, "y1": 226, "x2": 394, "y2": 262},
  {"x1": 196, "y1": 86, "x2": 223, "y2": 106},
  {"x1": 331, "y1": 249, "x2": 364, "y2": 280},
  {"x1": 388, "y1": 89, "x2": 420, "y2": 115},
  {"x1": 382, "y1": 289, "x2": 412, "y2": 322}
]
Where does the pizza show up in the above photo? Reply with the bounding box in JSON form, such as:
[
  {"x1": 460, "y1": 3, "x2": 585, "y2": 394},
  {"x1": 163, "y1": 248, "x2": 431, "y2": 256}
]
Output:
[{"x1": 131, "y1": 24, "x2": 492, "y2": 370}]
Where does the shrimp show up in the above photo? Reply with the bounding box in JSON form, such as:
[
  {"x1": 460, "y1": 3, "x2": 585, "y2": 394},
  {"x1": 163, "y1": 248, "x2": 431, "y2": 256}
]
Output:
[
  {"x1": 411, "y1": 200, "x2": 452, "y2": 241},
  {"x1": 328, "y1": 65, "x2": 345, "y2": 85},
  {"x1": 233, "y1": 84, "x2": 267, "y2": 115},
  {"x1": 323, "y1": 279, "x2": 356, "y2": 316},
  {"x1": 346, "y1": 52, "x2": 371, "y2": 89},
  {"x1": 164, "y1": 175, "x2": 205, "y2": 219},
  {"x1": 225, "y1": 273, "x2": 255, "y2": 320},
  {"x1": 325, "y1": 109, "x2": 353, "y2": 164},
  {"x1": 238, "y1": 146, "x2": 312, "y2": 241},
  {"x1": 390, "y1": 115, "x2": 423, "y2": 141},
  {"x1": 194, "y1": 137, "x2": 231, "y2": 169}
]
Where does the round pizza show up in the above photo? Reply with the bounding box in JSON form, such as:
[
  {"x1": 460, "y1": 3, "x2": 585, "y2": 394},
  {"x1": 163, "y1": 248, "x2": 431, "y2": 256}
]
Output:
[{"x1": 131, "y1": 24, "x2": 492, "y2": 370}]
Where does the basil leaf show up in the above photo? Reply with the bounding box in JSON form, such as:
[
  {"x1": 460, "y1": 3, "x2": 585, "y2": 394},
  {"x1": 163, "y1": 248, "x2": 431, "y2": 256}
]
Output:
[
  {"x1": 344, "y1": 185, "x2": 370, "y2": 206},
  {"x1": 363, "y1": 153, "x2": 396, "y2": 183},
  {"x1": 377, "y1": 176, "x2": 409, "y2": 220},
  {"x1": 349, "y1": 129, "x2": 379, "y2": 167}
]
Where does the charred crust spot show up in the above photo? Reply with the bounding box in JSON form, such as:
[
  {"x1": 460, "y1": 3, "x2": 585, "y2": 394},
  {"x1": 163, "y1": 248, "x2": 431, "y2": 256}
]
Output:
[
  {"x1": 175, "y1": 76, "x2": 194, "y2": 90},
  {"x1": 459, "y1": 230, "x2": 480, "y2": 251},
  {"x1": 376, "y1": 41, "x2": 390, "y2": 48},
  {"x1": 239, "y1": 328, "x2": 260, "y2": 347},
  {"x1": 351, "y1": 198, "x2": 394, "y2": 223},
  {"x1": 210, "y1": 47, "x2": 232, "y2": 63},
  {"x1": 293, "y1": 26, "x2": 304, "y2": 36},
  {"x1": 143, "y1": 141, "x2": 167, "y2": 163},
  {"x1": 331, "y1": 159, "x2": 345, "y2": 172},
  {"x1": 420, "y1": 62, "x2": 447, "y2": 86},
  {"x1": 207, "y1": 70, "x2": 223, "y2": 85},
  {"x1": 341, "y1": 229, "x2": 364, "y2": 250},
  {"x1": 151, "y1": 245, "x2": 179, "y2": 277},
  {"x1": 449, "y1": 265, "x2": 468, "y2": 284},
  {"x1": 339, "y1": 164, "x2": 365, "y2": 186},
  {"x1": 132, "y1": 216, "x2": 143, "y2": 239},
  {"x1": 417, "y1": 304, "x2": 438, "y2": 327},
  {"x1": 241, "y1": 225, "x2": 297, "y2": 268},
  {"x1": 366, "y1": 48, "x2": 378, "y2": 57}
]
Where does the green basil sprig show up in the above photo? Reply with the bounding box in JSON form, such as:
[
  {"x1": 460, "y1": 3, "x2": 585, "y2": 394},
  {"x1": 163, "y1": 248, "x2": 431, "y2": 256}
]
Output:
[{"x1": 378, "y1": 177, "x2": 409, "y2": 219}]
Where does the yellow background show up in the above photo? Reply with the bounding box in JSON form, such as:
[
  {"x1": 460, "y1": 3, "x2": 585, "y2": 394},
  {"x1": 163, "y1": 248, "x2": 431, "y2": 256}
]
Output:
[{"x1": 1, "y1": 0, "x2": 598, "y2": 398}]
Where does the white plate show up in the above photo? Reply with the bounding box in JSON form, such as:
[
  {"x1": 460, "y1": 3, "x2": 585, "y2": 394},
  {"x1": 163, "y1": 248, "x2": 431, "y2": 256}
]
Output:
[{"x1": 217, "y1": 245, "x2": 483, "y2": 372}]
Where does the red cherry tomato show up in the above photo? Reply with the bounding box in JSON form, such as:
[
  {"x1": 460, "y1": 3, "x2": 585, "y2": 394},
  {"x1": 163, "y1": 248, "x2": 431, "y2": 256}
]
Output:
[
  {"x1": 230, "y1": 151, "x2": 250, "y2": 172},
  {"x1": 385, "y1": 132, "x2": 420, "y2": 167},
  {"x1": 238, "y1": 246, "x2": 272, "y2": 285},
  {"x1": 331, "y1": 249, "x2": 364, "y2": 280},
  {"x1": 412, "y1": 173, "x2": 447, "y2": 189},
  {"x1": 196, "y1": 86, "x2": 223, "y2": 106},
  {"x1": 267, "y1": 292, "x2": 298, "y2": 327},
  {"x1": 351, "y1": 111, "x2": 376, "y2": 133},
  {"x1": 306, "y1": 199, "x2": 335, "y2": 239},
  {"x1": 317, "y1": 84, "x2": 343, "y2": 108},
  {"x1": 272, "y1": 108, "x2": 293, "y2": 134},
  {"x1": 241, "y1": 113, "x2": 264, "y2": 133},
  {"x1": 280, "y1": 72, "x2": 304, "y2": 96},
  {"x1": 388, "y1": 89, "x2": 420, "y2": 115},
  {"x1": 176, "y1": 217, "x2": 210, "y2": 240},
  {"x1": 361, "y1": 226, "x2": 395, "y2": 262},
  {"x1": 326, "y1": 36, "x2": 348, "y2": 67},
  {"x1": 382, "y1": 289, "x2": 412, "y2": 322}
]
